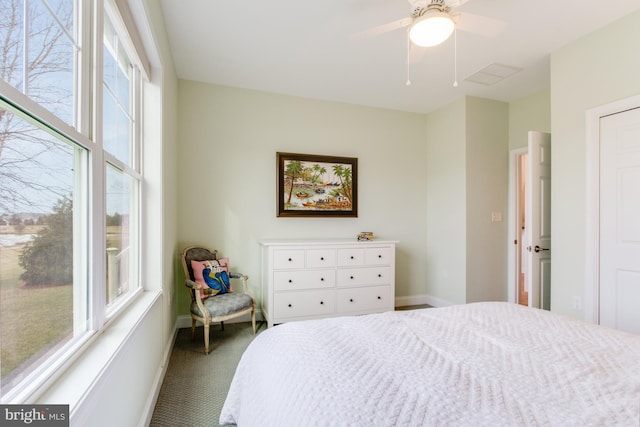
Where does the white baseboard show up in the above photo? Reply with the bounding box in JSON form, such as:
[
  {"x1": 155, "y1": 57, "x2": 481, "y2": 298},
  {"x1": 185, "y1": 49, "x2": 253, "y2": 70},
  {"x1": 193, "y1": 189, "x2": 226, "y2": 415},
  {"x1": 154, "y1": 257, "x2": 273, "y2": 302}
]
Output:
[{"x1": 394, "y1": 294, "x2": 455, "y2": 308}]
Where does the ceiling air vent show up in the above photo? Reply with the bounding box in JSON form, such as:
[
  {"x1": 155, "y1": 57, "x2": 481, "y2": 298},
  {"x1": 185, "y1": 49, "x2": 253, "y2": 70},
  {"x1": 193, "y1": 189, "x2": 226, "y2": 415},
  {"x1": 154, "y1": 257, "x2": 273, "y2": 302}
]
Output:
[{"x1": 465, "y1": 63, "x2": 522, "y2": 85}]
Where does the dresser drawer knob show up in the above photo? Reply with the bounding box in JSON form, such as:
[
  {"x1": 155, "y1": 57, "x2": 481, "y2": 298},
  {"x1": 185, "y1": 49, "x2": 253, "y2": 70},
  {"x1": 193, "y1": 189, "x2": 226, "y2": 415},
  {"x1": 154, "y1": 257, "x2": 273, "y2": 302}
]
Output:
[
  {"x1": 320, "y1": 301, "x2": 324, "y2": 305},
  {"x1": 350, "y1": 256, "x2": 354, "y2": 259},
  {"x1": 288, "y1": 279, "x2": 293, "y2": 283},
  {"x1": 320, "y1": 277, "x2": 324, "y2": 281},
  {"x1": 288, "y1": 303, "x2": 292, "y2": 307},
  {"x1": 349, "y1": 298, "x2": 354, "y2": 302},
  {"x1": 320, "y1": 257, "x2": 324, "y2": 260},
  {"x1": 377, "y1": 296, "x2": 381, "y2": 300},
  {"x1": 378, "y1": 274, "x2": 382, "y2": 278},
  {"x1": 350, "y1": 276, "x2": 354, "y2": 280},
  {"x1": 378, "y1": 254, "x2": 382, "y2": 258},
  {"x1": 288, "y1": 258, "x2": 292, "y2": 262}
]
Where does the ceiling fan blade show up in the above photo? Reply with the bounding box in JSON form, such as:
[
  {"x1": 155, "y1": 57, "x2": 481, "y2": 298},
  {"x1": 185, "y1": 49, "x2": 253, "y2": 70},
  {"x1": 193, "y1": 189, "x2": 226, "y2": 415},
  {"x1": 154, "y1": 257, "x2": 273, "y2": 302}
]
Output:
[
  {"x1": 446, "y1": 0, "x2": 472, "y2": 7},
  {"x1": 455, "y1": 12, "x2": 506, "y2": 38},
  {"x1": 352, "y1": 17, "x2": 412, "y2": 42}
]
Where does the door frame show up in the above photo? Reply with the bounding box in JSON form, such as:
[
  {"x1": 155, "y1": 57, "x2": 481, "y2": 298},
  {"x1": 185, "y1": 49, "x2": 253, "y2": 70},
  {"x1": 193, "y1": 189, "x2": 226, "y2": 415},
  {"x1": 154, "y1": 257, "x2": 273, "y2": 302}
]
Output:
[
  {"x1": 585, "y1": 94, "x2": 640, "y2": 324},
  {"x1": 507, "y1": 147, "x2": 528, "y2": 305}
]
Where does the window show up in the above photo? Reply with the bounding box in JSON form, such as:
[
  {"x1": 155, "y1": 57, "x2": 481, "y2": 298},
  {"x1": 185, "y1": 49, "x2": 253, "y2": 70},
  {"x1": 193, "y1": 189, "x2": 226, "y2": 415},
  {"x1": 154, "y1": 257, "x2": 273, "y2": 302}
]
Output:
[
  {"x1": 0, "y1": 0, "x2": 77, "y2": 126},
  {"x1": 103, "y1": 13, "x2": 134, "y2": 166},
  {"x1": 0, "y1": 0, "x2": 146, "y2": 401},
  {"x1": 105, "y1": 164, "x2": 139, "y2": 307},
  {"x1": 0, "y1": 107, "x2": 88, "y2": 397},
  {"x1": 103, "y1": 8, "x2": 140, "y2": 309}
]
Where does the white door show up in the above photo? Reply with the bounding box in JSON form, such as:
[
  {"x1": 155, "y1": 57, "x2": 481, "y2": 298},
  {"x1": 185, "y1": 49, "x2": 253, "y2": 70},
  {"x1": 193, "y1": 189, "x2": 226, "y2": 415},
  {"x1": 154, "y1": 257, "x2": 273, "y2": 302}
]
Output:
[
  {"x1": 526, "y1": 131, "x2": 551, "y2": 310},
  {"x1": 599, "y1": 107, "x2": 640, "y2": 334}
]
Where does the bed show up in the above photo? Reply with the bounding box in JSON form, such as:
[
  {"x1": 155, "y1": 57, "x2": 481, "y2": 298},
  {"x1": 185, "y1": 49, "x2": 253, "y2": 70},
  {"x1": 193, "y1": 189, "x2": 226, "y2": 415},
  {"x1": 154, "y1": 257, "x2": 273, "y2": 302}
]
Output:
[{"x1": 220, "y1": 302, "x2": 640, "y2": 426}]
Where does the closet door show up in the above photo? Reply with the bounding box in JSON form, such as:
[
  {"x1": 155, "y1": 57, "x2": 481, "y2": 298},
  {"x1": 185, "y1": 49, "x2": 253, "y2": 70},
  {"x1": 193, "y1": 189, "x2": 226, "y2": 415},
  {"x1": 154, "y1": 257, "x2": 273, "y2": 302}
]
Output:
[{"x1": 599, "y1": 107, "x2": 640, "y2": 334}]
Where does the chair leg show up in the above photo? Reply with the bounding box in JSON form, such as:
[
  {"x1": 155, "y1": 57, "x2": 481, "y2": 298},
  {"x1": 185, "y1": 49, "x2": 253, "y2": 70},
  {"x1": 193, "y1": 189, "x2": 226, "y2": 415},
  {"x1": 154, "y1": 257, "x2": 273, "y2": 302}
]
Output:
[
  {"x1": 191, "y1": 319, "x2": 196, "y2": 340},
  {"x1": 204, "y1": 323, "x2": 210, "y2": 355},
  {"x1": 220, "y1": 321, "x2": 224, "y2": 331},
  {"x1": 251, "y1": 307, "x2": 256, "y2": 335}
]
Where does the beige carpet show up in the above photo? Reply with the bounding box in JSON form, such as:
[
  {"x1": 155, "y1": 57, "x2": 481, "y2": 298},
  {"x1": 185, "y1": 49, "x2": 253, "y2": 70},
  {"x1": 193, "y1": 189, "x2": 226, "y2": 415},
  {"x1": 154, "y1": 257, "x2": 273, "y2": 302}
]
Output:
[{"x1": 150, "y1": 321, "x2": 264, "y2": 427}]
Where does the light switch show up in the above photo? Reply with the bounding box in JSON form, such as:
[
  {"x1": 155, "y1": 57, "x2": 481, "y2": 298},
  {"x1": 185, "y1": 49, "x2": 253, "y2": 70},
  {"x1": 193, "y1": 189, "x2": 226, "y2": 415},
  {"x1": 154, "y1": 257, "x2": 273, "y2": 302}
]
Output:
[{"x1": 491, "y1": 211, "x2": 503, "y2": 222}]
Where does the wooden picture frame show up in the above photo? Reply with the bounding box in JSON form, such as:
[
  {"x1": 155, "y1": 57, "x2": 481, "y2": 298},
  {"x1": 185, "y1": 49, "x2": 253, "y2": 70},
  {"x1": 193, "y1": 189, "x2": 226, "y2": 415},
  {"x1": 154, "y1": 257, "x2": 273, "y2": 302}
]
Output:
[{"x1": 276, "y1": 152, "x2": 358, "y2": 217}]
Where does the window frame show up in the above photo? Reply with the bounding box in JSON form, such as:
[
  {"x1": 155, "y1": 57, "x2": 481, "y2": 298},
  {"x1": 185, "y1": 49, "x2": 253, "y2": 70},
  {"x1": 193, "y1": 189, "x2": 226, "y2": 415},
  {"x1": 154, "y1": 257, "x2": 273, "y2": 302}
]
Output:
[
  {"x1": 0, "y1": 0, "x2": 150, "y2": 402},
  {"x1": 0, "y1": 77, "x2": 95, "y2": 405},
  {"x1": 101, "y1": 2, "x2": 143, "y2": 318}
]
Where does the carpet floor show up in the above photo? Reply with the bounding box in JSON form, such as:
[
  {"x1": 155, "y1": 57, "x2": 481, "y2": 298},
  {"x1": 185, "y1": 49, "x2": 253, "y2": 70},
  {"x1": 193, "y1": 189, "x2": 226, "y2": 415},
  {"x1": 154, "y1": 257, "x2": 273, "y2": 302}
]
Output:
[{"x1": 149, "y1": 321, "x2": 264, "y2": 427}]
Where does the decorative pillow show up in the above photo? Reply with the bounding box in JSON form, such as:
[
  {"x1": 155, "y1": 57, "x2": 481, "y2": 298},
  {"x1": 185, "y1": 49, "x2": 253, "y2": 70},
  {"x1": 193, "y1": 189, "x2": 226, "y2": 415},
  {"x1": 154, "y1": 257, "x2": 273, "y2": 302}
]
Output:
[{"x1": 191, "y1": 258, "x2": 232, "y2": 299}]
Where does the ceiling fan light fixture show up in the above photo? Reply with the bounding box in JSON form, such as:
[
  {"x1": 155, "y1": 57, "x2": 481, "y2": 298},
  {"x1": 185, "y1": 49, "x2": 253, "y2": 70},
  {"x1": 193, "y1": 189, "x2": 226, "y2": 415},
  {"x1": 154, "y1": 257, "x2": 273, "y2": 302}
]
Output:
[{"x1": 409, "y1": 12, "x2": 455, "y2": 47}]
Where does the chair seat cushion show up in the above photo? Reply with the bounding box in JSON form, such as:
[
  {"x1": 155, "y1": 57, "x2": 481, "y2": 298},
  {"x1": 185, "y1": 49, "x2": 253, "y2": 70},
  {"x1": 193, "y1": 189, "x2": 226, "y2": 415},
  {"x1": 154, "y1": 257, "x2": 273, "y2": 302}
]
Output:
[{"x1": 191, "y1": 292, "x2": 253, "y2": 318}]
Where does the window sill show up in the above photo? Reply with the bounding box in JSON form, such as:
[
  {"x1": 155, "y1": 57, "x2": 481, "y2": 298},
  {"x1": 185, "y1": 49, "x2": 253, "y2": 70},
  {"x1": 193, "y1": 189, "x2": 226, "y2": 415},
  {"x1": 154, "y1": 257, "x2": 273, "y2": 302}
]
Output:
[{"x1": 34, "y1": 290, "x2": 162, "y2": 412}]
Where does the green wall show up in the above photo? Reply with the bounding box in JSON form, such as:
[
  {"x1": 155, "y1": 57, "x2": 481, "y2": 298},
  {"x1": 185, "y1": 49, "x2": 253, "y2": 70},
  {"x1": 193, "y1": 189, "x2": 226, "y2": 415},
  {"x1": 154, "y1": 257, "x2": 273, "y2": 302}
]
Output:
[
  {"x1": 509, "y1": 89, "x2": 551, "y2": 150},
  {"x1": 425, "y1": 99, "x2": 467, "y2": 304},
  {"x1": 465, "y1": 97, "x2": 509, "y2": 303},
  {"x1": 550, "y1": 9, "x2": 640, "y2": 317},
  {"x1": 176, "y1": 82, "x2": 430, "y2": 314},
  {"x1": 424, "y1": 97, "x2": 509, "y2": 305}
]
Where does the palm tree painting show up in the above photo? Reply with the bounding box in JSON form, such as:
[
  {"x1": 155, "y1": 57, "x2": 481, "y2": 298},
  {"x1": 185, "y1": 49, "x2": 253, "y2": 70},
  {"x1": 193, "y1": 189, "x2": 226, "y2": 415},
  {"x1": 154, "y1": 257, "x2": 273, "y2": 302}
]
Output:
[{"x1": 277, "y1": 152, "x2": 357, "y2": 217}]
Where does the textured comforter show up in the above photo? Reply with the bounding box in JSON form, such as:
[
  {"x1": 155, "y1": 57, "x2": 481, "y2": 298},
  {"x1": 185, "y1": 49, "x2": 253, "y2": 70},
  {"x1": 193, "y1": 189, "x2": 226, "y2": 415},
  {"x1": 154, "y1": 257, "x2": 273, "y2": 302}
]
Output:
[{"x1": 220, "y1": 302, "x2": 640, "y2": 426}]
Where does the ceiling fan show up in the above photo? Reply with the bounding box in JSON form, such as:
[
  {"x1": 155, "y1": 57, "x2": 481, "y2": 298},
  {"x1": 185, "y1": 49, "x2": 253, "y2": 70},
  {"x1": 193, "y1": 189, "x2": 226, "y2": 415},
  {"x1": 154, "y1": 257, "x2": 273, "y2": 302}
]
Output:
[
  {"x1": 408, "y1": 0, "x2": 460, "y2": 47},
  {"x1": 355, "y1": 0, "x2": 505, "y2": 46},
  {"x1": 354, "y1": 0, "x2": 505, "y2": 85}
]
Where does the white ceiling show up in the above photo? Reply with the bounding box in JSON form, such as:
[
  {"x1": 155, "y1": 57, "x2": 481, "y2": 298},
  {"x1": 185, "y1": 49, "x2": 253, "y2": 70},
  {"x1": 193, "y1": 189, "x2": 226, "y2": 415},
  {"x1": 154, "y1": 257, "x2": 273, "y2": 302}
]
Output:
[{"x1": 158, "y1": 0, "x2": 640, "y2": 114}]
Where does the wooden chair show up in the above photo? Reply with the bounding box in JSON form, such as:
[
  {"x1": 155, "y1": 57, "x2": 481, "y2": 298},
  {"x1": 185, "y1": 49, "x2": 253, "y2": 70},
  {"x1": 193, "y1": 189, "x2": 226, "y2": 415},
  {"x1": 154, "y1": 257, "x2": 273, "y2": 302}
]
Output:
[{"x1": 181, "y1": 246, "x2": 256, "y2": 354}]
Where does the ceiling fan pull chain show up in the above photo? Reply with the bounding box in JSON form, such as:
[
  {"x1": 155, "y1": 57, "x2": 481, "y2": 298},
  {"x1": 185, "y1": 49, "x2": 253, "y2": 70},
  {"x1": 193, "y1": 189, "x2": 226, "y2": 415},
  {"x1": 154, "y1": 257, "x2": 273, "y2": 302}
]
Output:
[
  {"x1": 453, "y1": 27, "x2": 458, "y2": 87},
  {"x1": 406, "y1": 29, "x2": 412, "y2": 86}
]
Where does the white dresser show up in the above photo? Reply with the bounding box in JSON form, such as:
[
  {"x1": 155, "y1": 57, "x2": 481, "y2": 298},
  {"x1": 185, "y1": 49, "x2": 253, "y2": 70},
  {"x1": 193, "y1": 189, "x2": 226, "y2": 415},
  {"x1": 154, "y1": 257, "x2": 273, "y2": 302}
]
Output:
[{"x1": 259, "y1": 239, "x2": 398, "y2": 327}]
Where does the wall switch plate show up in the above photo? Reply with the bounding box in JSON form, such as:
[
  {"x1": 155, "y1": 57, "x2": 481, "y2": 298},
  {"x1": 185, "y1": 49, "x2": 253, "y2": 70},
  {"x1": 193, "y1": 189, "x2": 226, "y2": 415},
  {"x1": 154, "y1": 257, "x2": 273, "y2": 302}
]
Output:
[
  {"x1": 491, "y1": 211, "x2": 503, "y2": 222},
  {"x1": 572, "y1": 296, "x2": 582, "y2": 310}
]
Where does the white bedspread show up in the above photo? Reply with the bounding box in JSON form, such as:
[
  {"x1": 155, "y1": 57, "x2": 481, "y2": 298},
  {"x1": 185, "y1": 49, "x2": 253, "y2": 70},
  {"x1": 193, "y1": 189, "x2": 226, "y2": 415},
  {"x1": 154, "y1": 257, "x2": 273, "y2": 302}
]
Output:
[{"x1": 220, "y1": 302, "x2": 640, "y2": 426}]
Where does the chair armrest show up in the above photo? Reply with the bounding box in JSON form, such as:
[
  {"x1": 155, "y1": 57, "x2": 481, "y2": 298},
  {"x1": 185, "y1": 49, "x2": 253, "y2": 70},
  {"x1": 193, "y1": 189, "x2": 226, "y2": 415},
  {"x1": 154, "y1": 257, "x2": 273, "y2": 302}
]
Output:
[
  {"x1": 185, "y1": 279, "x2": 201, "y2": 290},
  {"x1": 185, "y1": 279, "x2": 212, "y2": 318},
  {"x1": 187, "y1": 279, "x2": 220, "y2": 298},
  {"x1": 229, "y1": 272, "x2": 251, "y2": 296}
]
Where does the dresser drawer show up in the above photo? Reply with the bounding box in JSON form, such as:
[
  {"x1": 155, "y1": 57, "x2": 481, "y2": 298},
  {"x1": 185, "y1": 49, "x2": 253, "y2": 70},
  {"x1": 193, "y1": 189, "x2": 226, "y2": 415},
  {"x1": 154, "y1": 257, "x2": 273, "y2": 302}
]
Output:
[
  {"x1": 273, "y1": 249, "x2": 305, "y2": 269},
  {"x1": 274, "y1": 289, "x2": 336, "y2": 319},
  {"x1": 274, "y1": 270, "x2": 336, "y2": 291},
  {"x1": 365, "y1": 247, "x2": 393, "y2": 265},
  {"x1": 306, "y1": 249, "x2": 337, "y2": 268},
  {"x1": 337, "y1": 285, "x2": 391, "y2": 313},
  {"x1": 337, "y1": 248, "x2": 365, "y2": 266},
  {"x1": 336, "y1": 266, "x2": 392, "y2": 287}
]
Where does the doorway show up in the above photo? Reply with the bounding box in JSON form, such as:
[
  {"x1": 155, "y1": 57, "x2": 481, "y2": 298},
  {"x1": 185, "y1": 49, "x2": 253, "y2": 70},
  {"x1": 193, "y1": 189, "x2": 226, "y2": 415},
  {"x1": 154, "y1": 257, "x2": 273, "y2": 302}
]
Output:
[
  {"x1": 508, "y1": 148, "x2": 528, "y2": 306},
  {"x1": 508, "y1": 131, "x2": 551, "y2": 310},
  {"x1": 517, "y1": 150, "x2": 529, "y2": 306}
]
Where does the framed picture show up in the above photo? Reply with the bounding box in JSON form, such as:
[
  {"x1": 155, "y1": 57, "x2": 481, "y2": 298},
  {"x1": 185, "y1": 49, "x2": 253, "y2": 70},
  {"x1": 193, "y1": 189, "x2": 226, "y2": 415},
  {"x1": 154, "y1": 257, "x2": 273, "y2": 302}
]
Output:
[{"x1": 277, "y1": 152, "x2": 358, "y2": 217}]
